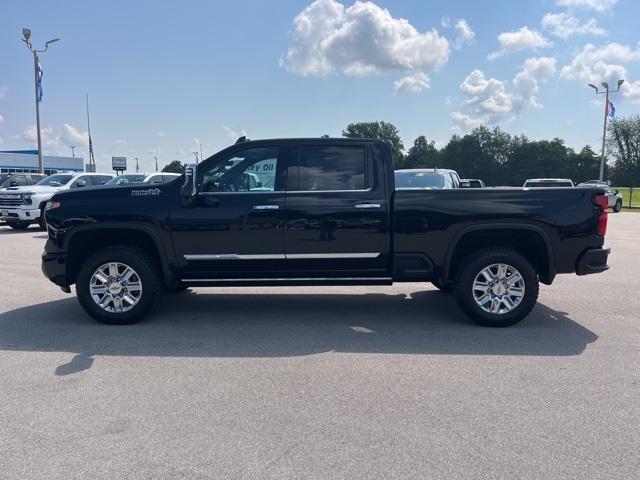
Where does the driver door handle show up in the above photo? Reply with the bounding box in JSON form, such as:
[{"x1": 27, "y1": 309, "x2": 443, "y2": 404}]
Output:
[{"x1": 253, "y1": 205, "x2": 279, "y2": 210}]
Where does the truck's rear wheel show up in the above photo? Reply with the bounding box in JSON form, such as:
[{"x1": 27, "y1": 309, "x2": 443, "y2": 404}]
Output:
[
  {"x1": 7, "y1": 220, "x2": 30, "y2": 230},
  {"x1": 76, "y1": 246, "x2": 161, "y2": 324},
  {"x1": 454, "y1": 248, "x2": 539, "y2": 327}
]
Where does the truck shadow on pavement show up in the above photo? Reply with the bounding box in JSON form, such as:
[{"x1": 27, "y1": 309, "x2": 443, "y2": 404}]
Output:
[{"x1": 0, "y1": 289, "x2": 598, "y2": 375}]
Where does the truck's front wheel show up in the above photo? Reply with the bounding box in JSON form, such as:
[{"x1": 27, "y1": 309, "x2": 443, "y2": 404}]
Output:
[
  {"x1": 76, "y1": 246, "x2": 161, "y2": 324},
  {"x1": 454, "y1": 248, "x2": 539, "y2": 327}
]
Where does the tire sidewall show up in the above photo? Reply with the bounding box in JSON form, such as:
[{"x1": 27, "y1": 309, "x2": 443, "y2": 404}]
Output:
[
  {"x1": 614, "y1": 200, "x2": 622, "y2": 213},
  {"x1": 455, "y1": 250, "x2": 539, "y2": 327},
  {"x1": 76, "y1": 247, "x2": 160, "y2": 324}
]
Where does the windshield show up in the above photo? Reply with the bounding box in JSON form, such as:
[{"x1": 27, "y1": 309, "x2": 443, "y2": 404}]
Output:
[
  {"x1": 524, "y1": 181, "x2": 573, "y2": 188},
  {"x1": 105, "y1": 175, "x2": 146, "y2": 185},
  {"x1": 395, "y1": 171, "x2": 445, "y2": 189},
  {"x1": 0, "y1": 174, "x2": 10, "y2": 184},
  {"x1": 36, "y1": 174, "x2": 74, "y2": 187}
]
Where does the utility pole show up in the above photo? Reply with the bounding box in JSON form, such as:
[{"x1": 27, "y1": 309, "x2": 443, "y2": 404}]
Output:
[
  {"x1": 70, "y1": 146, "x2": 75, "y2": 158},
  {"x1": 134, "y1": 157, "x2": 139, "y2": 173},
  {"x1": 588, "y1": 80, "x2": 624, "y2": 181},
  {"x1": 21, "y1": 29, "x2": 59, "y2": 174},
  {"x1": 193, "y1": 151, "x2": 199, "y2": 164},
  {"x1": 154, "y1": 156, "x2": 158, "y2": 172}
]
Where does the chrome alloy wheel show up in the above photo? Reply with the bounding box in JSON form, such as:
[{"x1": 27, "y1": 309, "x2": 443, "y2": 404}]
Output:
[
  {"x1": 89, "y1": 262, "x2": 143, "y2": 313},
  {"x1": 472, "y1": 263, "x2": 525, "y2": 315}
]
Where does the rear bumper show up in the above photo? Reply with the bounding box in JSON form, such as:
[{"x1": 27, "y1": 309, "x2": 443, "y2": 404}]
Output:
[
  {"x1": 576, "y1": 247, "x2": 610, "y2": 276},
  {"x1": 41, "y1": 251, "x2": 69, "y2": 287}
]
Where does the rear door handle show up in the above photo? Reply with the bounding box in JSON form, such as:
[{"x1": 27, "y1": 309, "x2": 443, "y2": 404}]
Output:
[
  {"x1": 354, "y1": 203, "x2": 381, "y2": 209},
  {"x1": 253, "y1": 205, "x2": 279, "y2": 210}
]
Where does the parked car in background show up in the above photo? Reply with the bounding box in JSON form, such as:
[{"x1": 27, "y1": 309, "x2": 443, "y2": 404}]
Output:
[
  {"x1": 461, "y1": 178, "x2": 486, "y2": 188},
  {"x1": 104, "y1": 173, "x2": 180, "y2": 186},
  {"x1": 523, "y1": 178, "x2": 574, "y2": 188},
  {"x1": 0, "y1": 172, "x2": 114, "y2": 230},
  {"x1": 578, "y1": 182, "x2": 623, "y2": 212},
  {"x1": 395, "y1": 168, "x2": 462, "y2": 189},
  {"x1": 0, "y1": 173, "x2": 45, "y2": 189}
]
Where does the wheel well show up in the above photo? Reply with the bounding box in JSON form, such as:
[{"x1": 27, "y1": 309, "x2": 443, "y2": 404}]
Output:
[
  {"x1": 446, "y1": 229, "x2": 552, "y2": 284},
  {"x1": 66, "y1": 229, "x2": 164, "y2": 285}
]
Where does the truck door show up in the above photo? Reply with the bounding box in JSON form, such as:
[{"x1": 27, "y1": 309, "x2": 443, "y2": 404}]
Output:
[
  {"x1": 169, "y1": 145, "x2": 287, "y2": 279},
  {"x1": 282, "y1": 143, "x2": 390, "y2": 278}
]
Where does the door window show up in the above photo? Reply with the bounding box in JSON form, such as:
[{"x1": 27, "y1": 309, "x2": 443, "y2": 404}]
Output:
[
  {"x1": 201, "y1": 147, "x2": 280, "y2": 192},
  {"x1": 293, "y1": 146, "x2": 366, "y2": 191},
  {"x1": 10, "y1": 175, "x2": 28, "y2": 186}
]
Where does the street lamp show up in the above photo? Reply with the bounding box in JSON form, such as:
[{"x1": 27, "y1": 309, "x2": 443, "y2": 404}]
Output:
[
  {"x1": 588, "y1": 79, "x2": 624, "y2": 181},
  {"x1": 21, "y1": 28, "x2": 60, "y2": 174},
  {"x1": 70, "y1": 146, "x2": 75, "y2": 158},
  {"x1": 153, "y1": 156, "x2": 158, "y2": 172},
  {"x1": 134, "y1": 157, "x2": 139, "y2": 172},
  {"x1": 193, "y1": 151, "x2": 199, "y2": 164}
]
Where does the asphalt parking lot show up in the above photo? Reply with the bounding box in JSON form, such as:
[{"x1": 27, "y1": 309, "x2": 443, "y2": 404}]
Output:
[{"x1": 0, "y1": 214, "x2": 638, "y2": 479}]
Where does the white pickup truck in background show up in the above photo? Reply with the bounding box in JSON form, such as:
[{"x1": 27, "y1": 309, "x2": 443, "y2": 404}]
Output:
[{"x1": 0, "y1": 172, "x2": 114, "y2": 230}]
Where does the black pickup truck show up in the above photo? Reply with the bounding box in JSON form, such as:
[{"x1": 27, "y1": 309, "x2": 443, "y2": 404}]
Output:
[{"x1": 42, "y1": 137, "x2": 610, "y2": 327}]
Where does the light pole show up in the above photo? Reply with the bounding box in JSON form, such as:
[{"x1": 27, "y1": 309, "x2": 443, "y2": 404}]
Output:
[
  {"x1": 153, "y1": 156, "x2": 158, "y2": 172},
  {"x1": 588, "y1": 79, "x2": 624, "y2": 182},
  {"x1": 21, "y1": 28, "x2": 59, "y2": 174},
  {"x1": 70, "y1": 146, "x2": 75, "y2": 158},
  {"x1": 193, "y1": 151, "x2": 199, "y2": 164},
  {"x1": 134, "y1": 157, "x2": 139, "y2": 172}
]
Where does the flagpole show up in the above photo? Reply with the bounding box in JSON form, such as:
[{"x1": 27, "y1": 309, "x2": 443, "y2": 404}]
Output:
[
  {"x1": 86, "y1": 94, "x2": 94, "y2": 172},
  {"x1": 34, "y1": 51, "x2": 43, "y2": 174}
]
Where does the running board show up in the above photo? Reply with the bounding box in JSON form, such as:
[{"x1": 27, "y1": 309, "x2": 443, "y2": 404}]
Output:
[{"x1": 181, "y1": 277, "x2": 393, "y2": 287}]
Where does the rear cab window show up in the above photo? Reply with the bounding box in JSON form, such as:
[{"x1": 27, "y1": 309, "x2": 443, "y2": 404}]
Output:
[{"x1": 289, "y1": 145, "x2": 368, "y2": 191}]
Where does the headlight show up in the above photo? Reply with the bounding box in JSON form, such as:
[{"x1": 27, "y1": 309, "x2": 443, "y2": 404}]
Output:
[
  {"x1": 22, "y1": 193, "x2": 33, "y2": 205},
  {"x1": 45, "y1": 200, "x2": 61, "y2": 210}
]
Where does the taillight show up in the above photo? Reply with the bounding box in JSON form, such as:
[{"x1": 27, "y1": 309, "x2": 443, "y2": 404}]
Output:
[{"x1": 593, "y1": 194, "x2": 608, "y2": 236}]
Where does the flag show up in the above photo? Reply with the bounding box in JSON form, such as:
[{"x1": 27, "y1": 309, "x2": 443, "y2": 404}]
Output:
[
  {"x1": 606, "y1": 99, "x2": 616, "y2": 118},
  {"x1": 89, "y1": 134, "x2": 95, "y2": 166},
  {"x1": 36, "y1": 58, "x2": 43, "y2": 102}
]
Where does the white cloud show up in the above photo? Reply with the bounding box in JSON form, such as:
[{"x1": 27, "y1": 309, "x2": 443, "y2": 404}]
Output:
[
  {"x1": 115, "y1": 139, "x2": 127, "y2": 145},
  {"x1": 0, "y1": 86, "x2": 7, "y2": 99},
  {"x1": 555, "y1": 0, "x2": 617, "y2": 13},
  {"x1": 541, "y1": 12, "x2": 605, "y2": 38},
  {"x1": 488, "y1": 26, "x2": 551, "y2": 60},
  {"x1": 0, "y1": 114, "x2": 4, "y2": 125},
  {"x1": 393, "y1": 72, "x2": 430, "y2": 94},
  {"x1": 281, "y1": 0, "x2": 449, "y2": 78},
  {"x1": 452, "y1": 57, "x2": 557, "y2": 129},
  {"x1": 23, "y1": 125, "x2": 57, "y2": 148},
  {"x1": 561, "y1": 43, "x2": 640, "y2": 101},
  {"x1": 223, "y1": 126, "x2": 248, "y2": 140},
  {"x1": 453, "y1": 19, "x2": 475, "y2": 50},
  {"x1": 59, "y1": 123, "x2": 89, "y2": 148},
  {"x1": 156, "y1": 132, "x2": 165, "y2": 137}
]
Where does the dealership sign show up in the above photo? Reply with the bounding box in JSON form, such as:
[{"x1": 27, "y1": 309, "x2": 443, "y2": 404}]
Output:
[{"x1": 112, "y1": 157, "x2": 127, "y2": 171}]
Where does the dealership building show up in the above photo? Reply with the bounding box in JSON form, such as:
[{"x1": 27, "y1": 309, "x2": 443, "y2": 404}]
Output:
[{"x1": 0, "y1": 150, "x2": 84, "y2": 175}]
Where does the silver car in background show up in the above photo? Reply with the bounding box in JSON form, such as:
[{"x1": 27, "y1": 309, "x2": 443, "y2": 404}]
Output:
[{"x1": 578, "y1": 182, "x2": 623, "y2": 212}]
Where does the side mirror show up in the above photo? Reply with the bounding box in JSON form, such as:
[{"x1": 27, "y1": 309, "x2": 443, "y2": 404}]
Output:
[{"x1": 180, "y1": 163, "x2": 197, "y2": 207}]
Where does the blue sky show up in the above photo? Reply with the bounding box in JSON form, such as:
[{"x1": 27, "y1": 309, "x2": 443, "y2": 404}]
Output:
[{"x1": 1, "y1": 0, "x2": 639, "y2": 172}]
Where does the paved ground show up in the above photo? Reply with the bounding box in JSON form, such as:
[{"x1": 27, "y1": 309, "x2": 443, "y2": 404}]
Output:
[{"x1": 0, "y1": 214, "x2": 638, "y2": 480}]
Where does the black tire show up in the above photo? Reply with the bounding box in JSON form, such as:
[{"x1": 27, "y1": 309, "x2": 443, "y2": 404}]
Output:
[
  {"x1": 76, "y1": 246, "x2": 162, "y2": 324},
  {"x1": 38, "y1": 206, "x2": 47, "y2": 230},
  {"x1": 7, "y1": 220, "x2": 30, "y2": 230},
  {"x1": 613, "y1": 200, "x2": 622, "y2": 213},
  {"x1": 454, "y1": 248, "x2": 539, "y2": 327},
  {"x1": 431, "y1": 278, "x2": 452, "y2": 293}
]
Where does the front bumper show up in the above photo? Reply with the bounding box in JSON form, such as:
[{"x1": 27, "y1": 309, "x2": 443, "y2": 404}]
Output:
[
  {"x1": 0, "y1": 207, "x2": 40, "y2": 223},
  {"x1": 576, "y1": 247, "x2": 610, "y2": 276},
  {"x1": 41, "y1": 251, "x2": 69, "y2": 287}
]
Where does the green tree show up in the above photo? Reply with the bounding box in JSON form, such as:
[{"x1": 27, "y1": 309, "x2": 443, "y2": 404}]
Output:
[
  {"x1": 162, "y1": 160, "x2": 186, "y2": 174},
  {"x1": 608, "y1": 115, "x2": 640, "y2": 186},
  {"x1": 342, "y1": 121, "x2": 404, "y2": 167},
  {"x1": 400, "y1": 136, "x2": 439, "y2": 169}
]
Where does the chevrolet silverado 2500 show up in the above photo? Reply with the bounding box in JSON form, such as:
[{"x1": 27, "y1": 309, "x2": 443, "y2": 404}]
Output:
[{"x1": 42, "y1": 138, "x2": 610, "y2": 326}]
